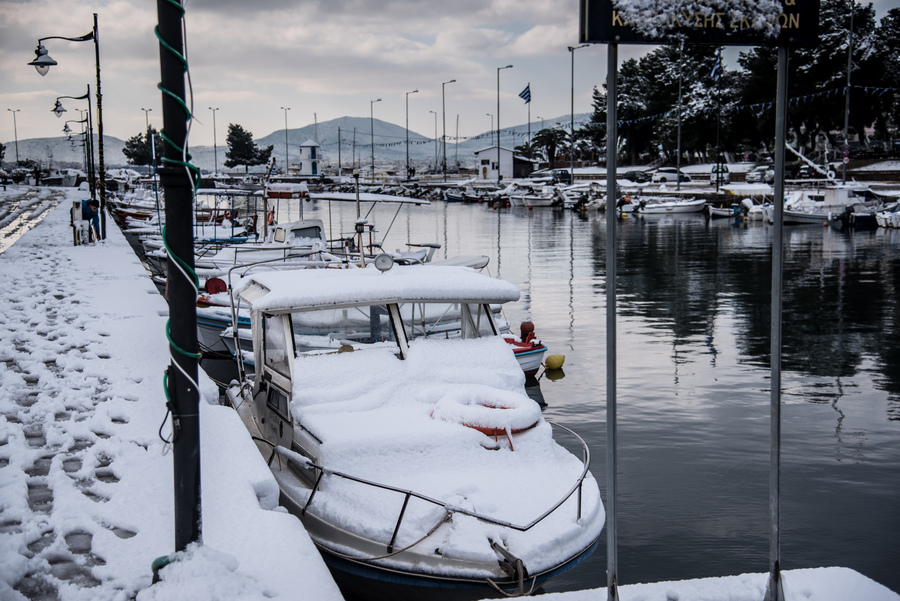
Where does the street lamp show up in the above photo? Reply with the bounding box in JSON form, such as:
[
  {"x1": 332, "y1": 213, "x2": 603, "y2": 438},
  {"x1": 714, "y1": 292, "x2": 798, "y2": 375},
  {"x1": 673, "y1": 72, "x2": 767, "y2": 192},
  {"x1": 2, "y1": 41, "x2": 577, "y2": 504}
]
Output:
[
  {"x1": 497, "y1": 65, "x2": 513, "y2": 182},
  {"x1": 209, "y1": 107, "x2": 219, "y2": 175},
  {"x1": 29, "y1": 13, "x2": 106, "y2": 239},
  {"x1": 406, "y1": 89, "x2": 418, "y2": 179},
  {"x1": 141, "y1": 107, "x2": 152, "y2": 132},
  {"x1": 6, "y1": 109, "x2": 20, "y2": 166},
  {"x1": 442, "y1": 79, "x2": 456, "y2": 180},
  {"x1": 53, "y1": 88, "x2": 96, "y2": 199},
  {"x1": 428, "y1": 110, "x2": 438, "y2": 170},
  {"x1": 486, "y1": 114, "x2": 493, "y2": 147},
  {"x1": 141, "y1": 107, "x2": 155, "y2": 178},
  {"x1": 569, "y1": 45, "x2": 588, "y2": 181},
  {"x1": 280, "y1": 106, "x2": 291, "y2": 174},
  {"x1": 370, "y1": 98, "x2": 381, "y2": 182}
]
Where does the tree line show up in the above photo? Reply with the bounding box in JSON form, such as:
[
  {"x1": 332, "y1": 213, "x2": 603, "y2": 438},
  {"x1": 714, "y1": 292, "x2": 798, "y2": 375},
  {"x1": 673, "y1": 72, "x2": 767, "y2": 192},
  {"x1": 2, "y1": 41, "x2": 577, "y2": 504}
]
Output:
[{"x1": 517, "y1": 0, "x2": 899, "y2": 167}]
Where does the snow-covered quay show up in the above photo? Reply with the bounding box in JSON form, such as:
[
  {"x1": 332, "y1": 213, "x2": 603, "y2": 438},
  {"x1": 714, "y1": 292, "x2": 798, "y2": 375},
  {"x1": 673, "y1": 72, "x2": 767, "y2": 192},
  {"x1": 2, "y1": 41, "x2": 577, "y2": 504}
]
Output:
[{"x1": 1, "y1": 187, "x2": 898, "y2": 601}]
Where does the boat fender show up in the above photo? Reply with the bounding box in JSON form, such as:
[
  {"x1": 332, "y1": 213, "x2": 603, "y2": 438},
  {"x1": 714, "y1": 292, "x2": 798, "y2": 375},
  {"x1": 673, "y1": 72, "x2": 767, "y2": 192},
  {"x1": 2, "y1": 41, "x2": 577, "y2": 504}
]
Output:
[
  {"x1": 267, "y1": 210, "x2": 275, "y2": 225},
  {"x1": 520, "y1": 321, "x2": 534, "y2": 339},
  {"x1": 544, "y1": 354, "x2": 565, "y2": 370},
  {"x1": 205, "y1": 277, "x2": 227, "y2": 295}
]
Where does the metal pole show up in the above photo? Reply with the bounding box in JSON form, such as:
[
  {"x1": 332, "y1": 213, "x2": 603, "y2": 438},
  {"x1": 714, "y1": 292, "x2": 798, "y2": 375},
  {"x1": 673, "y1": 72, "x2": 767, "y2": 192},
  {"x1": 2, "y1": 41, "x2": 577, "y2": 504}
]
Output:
[
  {"x1": 406, "y1": 89, "x2": 418, "y2": 179},
  {"x1": 842, "y1": 0, "x2": 854, "y2": 184},
  {"x1": 209, "y1": 107, "x2": 218, "y2": 175},
  {"x1": 570, "y1": 45, "x2": 588, "y2": 181},
  {"x1": 156, "y1": 0, "x2": 201, "y2": 552},
  {"x1": 337, "y1": 126, "x2": 341, "y2": 178},
  {"x1": 84, "y1": 100, "x2": 96, "y2": 202},
  {"x1": 7, "y1": 109, "x2": 20, "y2": 165},
  {"x1": 281, "y1": 106, "x2": 290, "y2": 174},
  {"x1": 141, "y1": 107, "x2": 152, "y2": 177},
  {"x1": 763, "y1": 44, "x2": 789, "y2": 601},
  {"x1": 606, "y1": 41, "x2": 619, "y2": 601},
  {"x1": 370, "y1": 98, "x2": 380, "y2": 183},
  {"x1": 92, "y1": 13, "x2": 107, "y2": 239},
  {"x1": 442, "y1": 80, "x2": 455, "y2": 181},
  {"x1": 676, "y1": 42, "x2": 683, "y2": 192},
  {"x1": 497, "y1": 65, "x2": 512, "y2": 181},
  {"x1": 430, "y1": 110, "x2": 437, "y2": 169}
]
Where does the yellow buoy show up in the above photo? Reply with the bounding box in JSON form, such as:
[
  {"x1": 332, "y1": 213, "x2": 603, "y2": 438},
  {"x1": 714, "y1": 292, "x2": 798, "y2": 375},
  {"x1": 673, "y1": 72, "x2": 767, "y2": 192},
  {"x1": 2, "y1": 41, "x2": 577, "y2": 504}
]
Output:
[{"x1": 544, "y1": 354, "x2": 566, "y2": 370}]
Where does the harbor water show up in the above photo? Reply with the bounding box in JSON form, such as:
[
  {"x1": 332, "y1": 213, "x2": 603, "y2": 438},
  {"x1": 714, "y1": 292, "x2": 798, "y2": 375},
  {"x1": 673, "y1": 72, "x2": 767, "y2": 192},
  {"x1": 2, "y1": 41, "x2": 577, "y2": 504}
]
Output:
[{"x1": 273, "y1": 197, "x2": 900, "y2": 596}]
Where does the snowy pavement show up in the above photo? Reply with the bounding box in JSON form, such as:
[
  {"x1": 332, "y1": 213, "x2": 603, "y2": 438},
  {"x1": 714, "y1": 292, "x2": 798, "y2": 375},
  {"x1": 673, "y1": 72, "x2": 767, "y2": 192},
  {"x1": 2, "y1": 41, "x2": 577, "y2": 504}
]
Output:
[
  {"x1": 0, "y1": 187, "x2": 342, "y2": 601},
  {"x1": 1, "y1": 186, "x2": 898, "y2": 601}
]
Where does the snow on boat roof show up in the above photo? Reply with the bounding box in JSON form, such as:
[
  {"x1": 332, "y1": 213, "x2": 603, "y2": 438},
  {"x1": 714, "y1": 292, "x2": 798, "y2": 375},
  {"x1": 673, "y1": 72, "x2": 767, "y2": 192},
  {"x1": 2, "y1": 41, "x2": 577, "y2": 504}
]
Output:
[
  {"x1": 309, "y1": 191, "x2": 429, "y2": 205},
  {"x1": 238, "y1": 265, "x2": 520, "y2": 312}
]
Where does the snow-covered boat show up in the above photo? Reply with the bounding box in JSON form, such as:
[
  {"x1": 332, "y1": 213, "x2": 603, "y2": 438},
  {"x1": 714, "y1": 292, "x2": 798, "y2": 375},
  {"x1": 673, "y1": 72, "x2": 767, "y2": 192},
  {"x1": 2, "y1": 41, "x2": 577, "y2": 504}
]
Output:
[
  {"x1": 628, "y1": 197, "x2": 708, "y2": 214},
  {"x1": 224, "y1": 264, "x2": 604, "y2": 599}
]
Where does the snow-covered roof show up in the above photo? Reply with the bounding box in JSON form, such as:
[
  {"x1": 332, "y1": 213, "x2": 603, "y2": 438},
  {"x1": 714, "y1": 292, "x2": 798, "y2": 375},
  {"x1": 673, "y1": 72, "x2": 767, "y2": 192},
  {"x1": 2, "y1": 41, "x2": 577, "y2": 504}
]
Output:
[
  {"x1": 309, "y1": 191, "x2": 429, "y2": 204},
  {"x1": 299, "y1": 139, "x2": 320, "y2": 147},
  {"x1": 238, "y1": 265, "x2": 521, "y2": 313}
]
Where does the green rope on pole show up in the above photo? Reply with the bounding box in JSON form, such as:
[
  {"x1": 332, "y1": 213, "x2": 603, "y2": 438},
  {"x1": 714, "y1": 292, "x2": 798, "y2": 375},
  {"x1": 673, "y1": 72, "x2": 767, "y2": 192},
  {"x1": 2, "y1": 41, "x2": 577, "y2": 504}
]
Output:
[
  {"x1": 161, "y1": 225, "x2": 199, "y2": 289},
  {"x1": 166, "y1": 322, "x2": 201, "y2": 359}
]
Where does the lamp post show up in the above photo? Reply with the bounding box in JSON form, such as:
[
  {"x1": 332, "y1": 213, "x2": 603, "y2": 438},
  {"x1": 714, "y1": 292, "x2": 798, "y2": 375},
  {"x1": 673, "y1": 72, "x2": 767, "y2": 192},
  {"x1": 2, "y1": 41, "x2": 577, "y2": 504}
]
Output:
[
  {"x1": 406, "y1": 89, "x2": 418, "y2": 179},
  {"x1": 842, "y1": 0, "x2": 855, "y2": 184},
  {"x1": 497, "y1": 64, "x2": 513, "y2": 182},
  {"x1": 29, "y1": 13, "x2": 106, "y2": 239},
  {"x1": 370, "y1": 98, "x2": 381, "y2": 182},
  {"x1": 441, "y1": 79, "x2": 456, "y2": 181},
  {"x1": 6, "y1": 109, "x2": 20, "y2": 166},
  {"x1": 280, "y1": 106, "x2": 290, "y2": 174},
  {"x1": 429, "y1": 110, "x2": 438, "y2": 171},
  {"x1": 141, "y1": 107, "x2": 154, "y2": 177},
  {"x1": 209, "y1": 107, "x2": 219, "y2": 175},
  {"x1": 568, "y1": 44, "x2": 588, "y2": 181},
  {"x1": 141, "y1": 107, "x2": 151, "y2": 132},
  {"x1": 537, "y1": 116, "x2": 544, "y2": 131},
  {"x1": 53, "y1": 88, "x2": 96, "y2": 200}
]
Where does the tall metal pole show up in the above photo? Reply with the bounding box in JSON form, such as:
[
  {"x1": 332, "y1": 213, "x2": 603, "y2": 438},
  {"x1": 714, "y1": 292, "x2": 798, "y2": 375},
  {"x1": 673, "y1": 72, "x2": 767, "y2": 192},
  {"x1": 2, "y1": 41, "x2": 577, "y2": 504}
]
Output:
[
  {"x1": 764, "y1": 44, "x2": 789, "y2": 601},
  {"x1": 156, "y1": 0, "x2": 201, "y2": 552},
  {"x1": 429, "y1": 110, "x2": 437, "y2": 170},
  {"x1": 370, "y1": 98, "x2": 380, "y2": 182},
  {"x1": 209, "y1": 107, "x2": 219, "y2": 175},
  {"x1": 7, "y1": 109, "x2": 20, "y2": 165},
  {"x1": 337, "y1": 126, "x2": 342, "y2": 178},
  {"x1": 142, "y1": 107, "x2": 151, "y2": 132},
  {"x1": 842, "y1": 0, "x2": 855, "y2": 184},
  {"x1": 281, "y1": 106, "x2": 290, "y2": 173},
  {"x1": 406, "y1": 89, "x2": 418, "y2": 179},
  {"x1": 569, "y1": 45, "x2": 588, "y2": 181},
  {"x1": 84, "y1": 101, "x2": 96, "y2": 202},
  {"x1": 141, "y1": 107, "x2": 152, "y2": 177},
  {"x1": 92, "y1": 13, "x2": 106, "y2": 240},
  {"x1": 676, "y1": 42, "x2": 683, "y2": 192},
  {"x1": 497, "y1": 65, "x2": 512, "y2": 181},
  {"x1": 442, "y1": 79, "x2": 455, "y2": 181},
  {"x1": 606, "y1": 41, "x2": 619, "y2": 601}
]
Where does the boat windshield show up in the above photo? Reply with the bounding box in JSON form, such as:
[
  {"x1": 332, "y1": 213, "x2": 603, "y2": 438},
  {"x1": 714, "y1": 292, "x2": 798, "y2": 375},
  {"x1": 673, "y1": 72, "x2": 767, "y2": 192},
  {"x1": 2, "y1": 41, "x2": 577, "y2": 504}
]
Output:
[
  {"x1": 290, "y1": 304, "x2": 398, "y2": 354},
  {"x1": 398, "y1": 302, "x2": 496, "y2": 341}
]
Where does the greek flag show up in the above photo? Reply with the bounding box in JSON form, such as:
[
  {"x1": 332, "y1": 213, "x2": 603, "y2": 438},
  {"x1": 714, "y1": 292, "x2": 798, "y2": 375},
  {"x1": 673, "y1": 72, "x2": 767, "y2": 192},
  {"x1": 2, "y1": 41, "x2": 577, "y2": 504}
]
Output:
[
  {"x1": 519, "y1": 84, "x2": 531, "y2": 104},
  {"x1": 710, "y1": 52, "x2": 722, "y2": 83}
]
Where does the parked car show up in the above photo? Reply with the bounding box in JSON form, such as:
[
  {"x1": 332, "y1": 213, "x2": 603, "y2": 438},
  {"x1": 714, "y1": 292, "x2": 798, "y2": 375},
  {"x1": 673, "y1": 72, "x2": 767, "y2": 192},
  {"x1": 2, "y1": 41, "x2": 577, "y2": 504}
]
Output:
[
  {"x1": 620, "y1": 170, "x2": 651, "y2": 183},
  {"x1": 710, "y1": 164, "x2": 730, "y2": 184},
  {"x1": 550, "y1": 169, "x2": 572, "y2": 184},
  {"x1": 652, "y1": 167, "x2": 691, "y2": 183},
  {"x1": 745, "y1": 165, "x2": 775, "y2": 184}
]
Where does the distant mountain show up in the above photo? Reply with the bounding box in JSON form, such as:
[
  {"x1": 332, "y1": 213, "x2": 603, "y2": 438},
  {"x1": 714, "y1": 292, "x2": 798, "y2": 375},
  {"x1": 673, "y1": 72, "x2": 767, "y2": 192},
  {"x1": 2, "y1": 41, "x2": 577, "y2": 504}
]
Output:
[{"x1": 2, "y1": 113, "x2": 591, "y2": 173}]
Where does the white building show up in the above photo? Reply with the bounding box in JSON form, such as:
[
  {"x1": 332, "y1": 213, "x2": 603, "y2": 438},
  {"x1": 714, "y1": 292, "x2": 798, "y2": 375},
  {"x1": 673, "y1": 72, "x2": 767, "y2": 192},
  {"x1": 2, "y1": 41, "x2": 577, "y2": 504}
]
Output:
[
  {"x1": 473, "y1": 145, "x2": 535, "y2": 181},
  {"x1": 296, "y1": 139, "x2": 321, "y2": 177}
]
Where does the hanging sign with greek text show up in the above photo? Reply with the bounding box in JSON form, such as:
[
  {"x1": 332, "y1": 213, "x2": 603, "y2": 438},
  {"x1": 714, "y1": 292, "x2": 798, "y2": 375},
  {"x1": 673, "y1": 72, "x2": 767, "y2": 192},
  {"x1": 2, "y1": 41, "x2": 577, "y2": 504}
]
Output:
[{"x1": 580, "y1": 0, "x2": 819, "y2": 46}]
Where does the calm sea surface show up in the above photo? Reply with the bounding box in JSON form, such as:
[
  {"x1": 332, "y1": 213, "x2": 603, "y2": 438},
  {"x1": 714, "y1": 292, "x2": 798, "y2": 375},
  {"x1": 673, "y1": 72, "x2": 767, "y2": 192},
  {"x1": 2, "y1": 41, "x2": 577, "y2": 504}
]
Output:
[{"x1": 279, "y1": 198, "x2": 900, "y2": 595}]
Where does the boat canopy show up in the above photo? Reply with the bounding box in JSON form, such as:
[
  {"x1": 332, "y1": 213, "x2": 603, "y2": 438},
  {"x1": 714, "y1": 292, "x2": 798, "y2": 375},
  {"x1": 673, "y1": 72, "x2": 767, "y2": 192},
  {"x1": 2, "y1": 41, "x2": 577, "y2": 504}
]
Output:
[
  {"x1": 310, "y1": 191, "x2": 429, "y2": 205},
  {"x1": 237, "y1": 265, "x2": 520, "y2": 313}
]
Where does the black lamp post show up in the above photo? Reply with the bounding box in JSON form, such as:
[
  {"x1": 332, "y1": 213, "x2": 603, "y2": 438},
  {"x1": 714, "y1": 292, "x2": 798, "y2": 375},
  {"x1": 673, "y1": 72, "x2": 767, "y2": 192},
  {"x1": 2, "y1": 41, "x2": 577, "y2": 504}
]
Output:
[
  {"x1": 405, "y1": 89, "x2": 418, "y2": 179},
  {"x1": 29, "y1": 13, "x2": 106, "y2": 239},
  {"x1": 281, "y1": 106, "x2": 290, "y2": 173},
  {"x1": 53, "y1": 87, "x2": 96, "y2": 202},
  {"x1": 370, "y1": 98, "x2": 381, "y2": 182},
  {"x1": 568, "y1": 45, "x2": 588, "y2": 181},
  {"x1": 496, "y1": 65, "x2": 512, "y2": 182},
  {"x1": 441, "y1": 79, "x2": 456, "y2": 181},
  {"x1": 209, "y1": 107, "x2": 219, "y2": 175}
]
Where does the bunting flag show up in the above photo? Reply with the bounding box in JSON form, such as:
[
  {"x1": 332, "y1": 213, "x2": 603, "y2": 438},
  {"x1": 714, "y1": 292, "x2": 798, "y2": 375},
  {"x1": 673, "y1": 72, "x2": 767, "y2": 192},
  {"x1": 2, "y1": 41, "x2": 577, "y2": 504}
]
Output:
[{"x1": 519, "y1": 84, "x2": 531, "y2": 104}]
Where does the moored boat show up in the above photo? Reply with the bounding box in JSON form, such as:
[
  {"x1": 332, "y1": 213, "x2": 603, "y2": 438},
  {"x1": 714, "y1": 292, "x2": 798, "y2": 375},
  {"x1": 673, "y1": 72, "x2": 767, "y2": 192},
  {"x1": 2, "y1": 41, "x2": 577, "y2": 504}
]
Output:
[{"x1": 223, "y1": 264, "x2": 604, "y2": 599}]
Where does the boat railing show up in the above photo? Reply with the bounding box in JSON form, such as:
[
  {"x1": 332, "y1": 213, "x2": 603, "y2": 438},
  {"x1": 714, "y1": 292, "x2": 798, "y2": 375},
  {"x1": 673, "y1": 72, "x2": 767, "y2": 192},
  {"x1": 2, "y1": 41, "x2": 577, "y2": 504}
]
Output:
[{"x1": 268, "y1": 420, "x2": 591, "y2": 555}]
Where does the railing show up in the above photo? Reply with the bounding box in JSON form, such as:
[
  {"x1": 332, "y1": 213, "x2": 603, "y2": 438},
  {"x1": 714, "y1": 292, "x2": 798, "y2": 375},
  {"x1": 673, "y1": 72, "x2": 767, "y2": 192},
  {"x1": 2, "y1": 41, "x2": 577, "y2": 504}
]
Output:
[{"x1": 267, "y1": 420, "x2": 591, "y2": 556}]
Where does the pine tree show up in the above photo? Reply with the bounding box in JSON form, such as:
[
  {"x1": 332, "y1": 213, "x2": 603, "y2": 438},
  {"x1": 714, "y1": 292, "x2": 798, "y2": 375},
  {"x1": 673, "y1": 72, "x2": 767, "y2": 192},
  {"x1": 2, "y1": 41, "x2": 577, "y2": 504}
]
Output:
[
  {"x1": 224, "y1": 124, "x2": 274, "y2": 172},
  {"x1": 122, "y1": 127, "x2": 162, "y2": 166}
]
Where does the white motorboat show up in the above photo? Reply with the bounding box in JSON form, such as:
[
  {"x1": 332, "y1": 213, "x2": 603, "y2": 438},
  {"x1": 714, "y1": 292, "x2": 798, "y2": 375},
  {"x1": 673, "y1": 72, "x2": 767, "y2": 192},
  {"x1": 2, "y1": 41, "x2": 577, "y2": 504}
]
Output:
[
  {"x1": 625, "y1": 197, "x2": 708, "y2": 214},
  {"x1": 224, "y1": 265, "x2": 604, "y2": 599}
]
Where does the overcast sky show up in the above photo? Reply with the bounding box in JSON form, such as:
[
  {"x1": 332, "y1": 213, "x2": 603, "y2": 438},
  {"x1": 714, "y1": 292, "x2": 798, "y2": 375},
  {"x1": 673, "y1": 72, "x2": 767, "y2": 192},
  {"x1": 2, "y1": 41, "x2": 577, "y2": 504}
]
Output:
[{"x1": 2, "y1": 0, "x2": 898, "y2": 149}]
